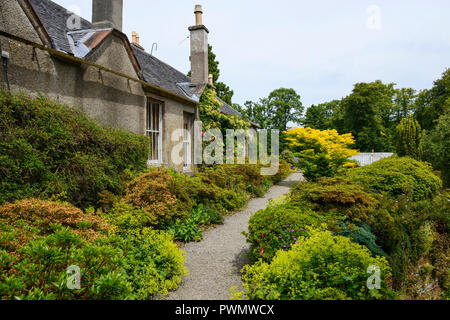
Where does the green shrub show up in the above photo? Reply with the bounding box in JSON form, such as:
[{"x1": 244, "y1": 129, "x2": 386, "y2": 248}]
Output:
[
  {"x1": 0, "y1": 199, "x2": 187, "y2": 300},
  {"x1": 0, "y1": 91, "x2": 149, "y2": 209},
  {"x1": 338, "y1": 223, "x2": 387, "y2": 258},
  {"x1": 246, "y1": 201, "x2": 324, "y2": 262},
  {"x1": 347, "y1": 156, "x2": 442, "y2": 200},
  {"x1": 301, "y1": 153, "x2": 335, "y2": 182},
  {"x1": 281, "y1": 150, "x2": 296, "y2": 165},
  {"x1": 190, "y1": 204, "x2": 224, "y2": 226},
  {"x1": 290, "y1": 177, "x2": 378, "y2": 224},
  {"x1": 240, "y1": 230, "x2": 392, "y2": 300},
  {"x1": 101, "y1": 201, "x2": 157, "y2": 231},
  {"x1": 124, "y1": 168, "x2": 194, "y2": 225},
  {"x1": 166, "y1": 205, "x2": 224, "y2": 243},
  {"x1": 0, "y1": 226, "x2": 132, "y2": 300},
  {"x1": 106, "y1": 228, "x2": 188, "y2": 299},
  {"x1": 0, "y1": 198, "x2": 109, "y2": 246},
  {"x1": 167, "y1": 218, "x2": 203, "y2": 243}
]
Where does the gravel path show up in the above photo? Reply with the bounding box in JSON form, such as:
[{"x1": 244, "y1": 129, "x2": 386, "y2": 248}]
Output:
[{"x1": 163, "y1": 172, "x2": 304, "y2": 301}]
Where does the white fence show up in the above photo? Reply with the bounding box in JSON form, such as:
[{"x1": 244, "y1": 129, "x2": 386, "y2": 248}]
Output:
[{"x1": 349, "y1": 153, "x2": 394, "y2": 166}]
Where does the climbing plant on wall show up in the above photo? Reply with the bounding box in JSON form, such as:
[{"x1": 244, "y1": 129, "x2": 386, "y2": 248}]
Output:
[{"x1": 199, "y1": 88, "x2": 250, "y2": 132}]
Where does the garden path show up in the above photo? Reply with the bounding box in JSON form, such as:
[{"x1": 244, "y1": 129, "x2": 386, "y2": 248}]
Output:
[{"x1": 163, "y1": 172, "x2": 304, "y2": 300}]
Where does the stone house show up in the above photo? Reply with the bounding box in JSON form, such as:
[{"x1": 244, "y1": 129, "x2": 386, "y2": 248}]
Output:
[{"x1": 0, "y1": 0, "x2": 244, "y2": 172}]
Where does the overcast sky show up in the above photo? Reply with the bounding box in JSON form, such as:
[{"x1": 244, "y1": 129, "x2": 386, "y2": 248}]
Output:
[{"x1": 54, "y1": 0, "x2": 449, "y2": 108}]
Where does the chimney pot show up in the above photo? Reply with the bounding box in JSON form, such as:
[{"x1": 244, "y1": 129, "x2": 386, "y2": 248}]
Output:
[
  {"x1": 132, "y1": 31, "x2": 139, "y2": 45},
  {"x1": 194, "y1": 5, "x2": 203, "y2": 25},
  {"x1": 208, "y1": 74, "x2": 214, "y2": 87}
]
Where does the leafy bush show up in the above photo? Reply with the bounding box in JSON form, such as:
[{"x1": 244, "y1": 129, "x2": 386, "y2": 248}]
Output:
[
  {"x1": 246, "y1": 201, "x2": 323, "y2": 262},
  {"x1": 0, "y1": 199, "x2": 187, "y2": 300},
  {"x1": 290, "y1": 177, "x2": 379, "y2": 225},
  {"x1": 0, "y1": 91, "x2": 149, "y2": 209},
  {"x1": 0, "y1": 198, "x2": 109, "y2": 245},
  {"x1": 167, "y1": 219, "x2": 203, "y2": 243},
  {"x1": 284, "y1": 127, "x2": 358, "y2": 181},
  {"x1": 101, "y1": 201, "x2": 157, "y2": 231},
  {"x1": 281, "y1": 150, "x2": 296, "y2": 165},
  {"x1": 301, "y1": 153, "x2": 335, "y2": 181},
  {"x1": 166, "y1": 205, "x2": 224, "y2": 243},
  {"x1": 124, "y1": 168, "x2": 195, "y2": 225},
  {"x1": 106, "y1": 229, "x2": 188, "y2": 299},
  {"x1": 240, "y1": 230, "x2": 392, "y2": 300},
  {"x1": 0, "y1": 227, "x2": 132, "y2": 300},
  {"x1": 338, "y1": 223, "x2": 387, "y2": 258},
  {"x1": 347, "y1": 156, "x2": 442, "y2": 200},
  {"x1": 190, "y1": 204, "x2": 224, "y2": 226}
]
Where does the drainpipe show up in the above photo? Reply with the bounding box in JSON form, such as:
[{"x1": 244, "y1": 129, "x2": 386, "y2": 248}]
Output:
[{"x1": 1, "y1": 50, "x2": 10, "y2": 91}]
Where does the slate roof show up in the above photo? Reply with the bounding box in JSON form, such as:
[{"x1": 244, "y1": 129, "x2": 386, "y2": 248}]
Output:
[
  {"x1": 132, "y1": 45, "x2": 197, "y2": 100},
  {"x1": 29, "y1": 0, "x2": 92, "y2": 54},
  {"x1": 217, "y1": 97, "x2": 242, "y2": 117},
  {"x1": 26, "y1": 0, "x2": 249, "y2": 111}
]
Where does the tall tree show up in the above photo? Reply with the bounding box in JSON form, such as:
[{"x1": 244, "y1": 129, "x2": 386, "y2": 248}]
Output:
[
  {"x1": 342, "y1": 80, "x2": 396, "y2": 152},
  {"x1": 240, "y1": 99, "x2": 269, "y2": 128},
  {"x1": 266, "y1": 88, "x2": 304, "y2": 131},
  {"x1": 422, "y1": 110, "x2": 450, "y2": 187},
  {"x1": 207, "y1": 45, "x2": 220, "y2": 83},
  {"x1": 415, "y1": 68, "x2": 450, "y2": 131},
  {"x1": 393, "y1": 88, "x2": 417, "y2": 123},
  {"x1": 215, "y1": 82, "x2": 234, "y2": 105},
  {"x1": 394, "y1": 115, "x2": 425, "y2": 160},
  {"x1": 303, "y1": 100, "x2": 340, "y2": 130}
]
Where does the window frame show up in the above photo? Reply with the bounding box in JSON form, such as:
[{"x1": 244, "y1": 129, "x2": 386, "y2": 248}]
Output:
[
  {"x1": 146, "y1": 98, "x2": 164, "y2": 165},
  {"x1": 183, "y1": 112, "x2": 194, "y2": 171}
]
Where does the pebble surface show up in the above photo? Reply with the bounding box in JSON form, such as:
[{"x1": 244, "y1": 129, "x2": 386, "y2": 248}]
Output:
[{"x1": 163, "y1": 172, "x2": 304, "y2": 300}]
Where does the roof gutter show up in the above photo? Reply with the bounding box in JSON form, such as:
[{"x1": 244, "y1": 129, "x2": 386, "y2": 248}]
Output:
[{"x1": 0, "y1": 30, "x2": 199, "y2": 106}]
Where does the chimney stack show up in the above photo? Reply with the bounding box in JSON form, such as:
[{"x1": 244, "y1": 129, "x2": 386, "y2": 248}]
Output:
[
  {"x1": 92, "y1": 0, "x2": 123, "y2": 31},
  {"x1": 189, "y1": 5, "x2": 209, "y2": 96}
]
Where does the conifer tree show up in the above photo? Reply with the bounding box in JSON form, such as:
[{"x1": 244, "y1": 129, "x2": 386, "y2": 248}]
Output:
[{"x1": 395, "y1": 115, "x2": 425, "y2": 159}]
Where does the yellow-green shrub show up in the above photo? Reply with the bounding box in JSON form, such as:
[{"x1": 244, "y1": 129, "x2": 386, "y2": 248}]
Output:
[
  {"x1": 106, "y1": 228, "x2": 188, "y2": 299},
  {"x1": 284, "y1": 127, "x2": 358, "y2": 181},
  {"x1": 240, "y1": 230, "x2": 392, "y2": 300}
]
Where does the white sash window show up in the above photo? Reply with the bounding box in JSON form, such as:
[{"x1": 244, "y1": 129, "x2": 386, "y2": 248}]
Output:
[
  {"x1": 146, "y1": 100, "x2": 163, "y2": 164},
  {"x1": 183, "y1": 113, "x2": 193, "y2": 170}
]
